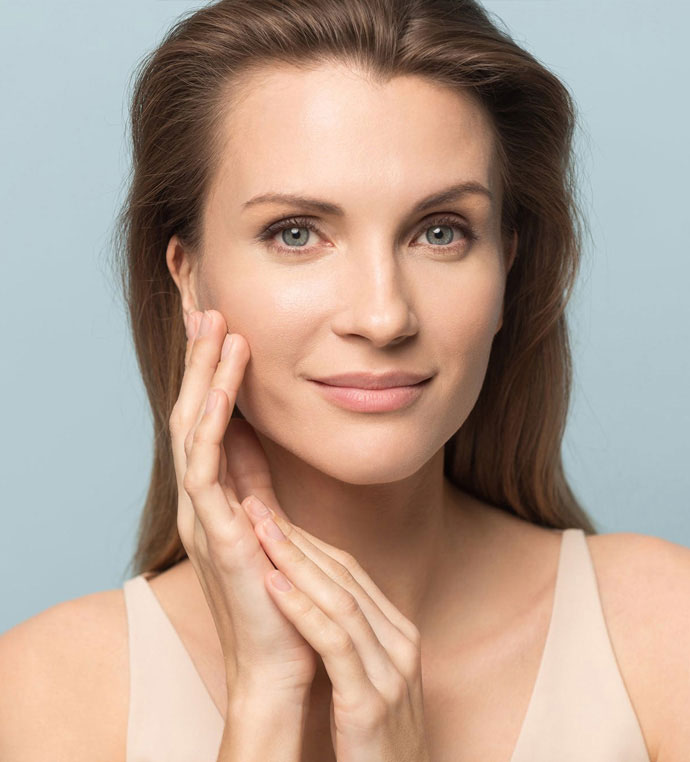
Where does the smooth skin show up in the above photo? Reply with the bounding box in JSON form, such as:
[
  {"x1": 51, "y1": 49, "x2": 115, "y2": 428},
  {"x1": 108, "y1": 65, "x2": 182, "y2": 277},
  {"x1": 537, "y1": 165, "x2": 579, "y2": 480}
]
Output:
[
  {"x1": 1, "y1": 61, "x2": 689, "y2": 762},
  {"x1": 162, "y1": 61, "x2": 690, "y2": 760},
  {"x1": 175, "y1": 305, "x2": 430, "y2": 760},
  {"x1": 166, "y1": 62, "x2": 518, "y2": 679}
]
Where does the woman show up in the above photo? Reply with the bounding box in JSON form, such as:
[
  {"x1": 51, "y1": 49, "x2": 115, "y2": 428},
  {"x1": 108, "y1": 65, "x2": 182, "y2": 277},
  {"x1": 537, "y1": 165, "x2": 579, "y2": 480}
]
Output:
[{"x1": 1, "y1": 1, "x2": 687, "y2": 760}]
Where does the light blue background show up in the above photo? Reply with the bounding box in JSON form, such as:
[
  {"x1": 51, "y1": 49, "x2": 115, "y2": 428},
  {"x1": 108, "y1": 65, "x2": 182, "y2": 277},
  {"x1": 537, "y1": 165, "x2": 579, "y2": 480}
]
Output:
[{"x1": 2, "y1": 1, "x2": 688, "y2": 633}]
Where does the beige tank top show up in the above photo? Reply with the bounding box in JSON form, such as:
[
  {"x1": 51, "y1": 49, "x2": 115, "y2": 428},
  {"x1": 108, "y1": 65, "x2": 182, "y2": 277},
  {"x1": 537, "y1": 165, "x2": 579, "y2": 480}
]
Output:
[{"x1": 122, "y1": 528, "x2": 651, "y2": 762}]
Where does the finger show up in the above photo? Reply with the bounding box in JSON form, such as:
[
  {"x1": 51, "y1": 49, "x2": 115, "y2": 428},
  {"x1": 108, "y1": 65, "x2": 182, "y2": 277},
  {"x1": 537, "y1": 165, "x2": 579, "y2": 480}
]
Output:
[
  {"x1": 263, "y1": 566, "x2": 384, "y2": 712},
  {"x1": 170, "y1": 308, "x2": 201, "y2": 502},
  {"x1": 183, "y1": 327, "x2": 250, "y2": 531},
  {"x1": 176, "y1": 309, "x2": 221, "y2": 448},
  {"x1": 245, "y1": 501, "x2": 419, "y2": 646},
  {"x1": 183, "y1": 312, "x2": 248, "y2": 457},
  {"x1": 183, "y1": 386, "x2": 267, "y2": 572},
  {"x1": 186, "y1": 328, "x2": 250, "y2": 505},
  {"x1": 182, "y1": 386, "x2": 240, "y2": 534},
  {"x1": 252, "y1": 509, "x2": 404, "y2": 698},
  {"x1": 170, "y1": 309, "x2": 222, "y2": 495},
  {"x1": 223, "y1": 422, "x2": 289, "y2": 520},
  {"x1": 243, "y1": 497, "x2": 412, "y2": 658}
]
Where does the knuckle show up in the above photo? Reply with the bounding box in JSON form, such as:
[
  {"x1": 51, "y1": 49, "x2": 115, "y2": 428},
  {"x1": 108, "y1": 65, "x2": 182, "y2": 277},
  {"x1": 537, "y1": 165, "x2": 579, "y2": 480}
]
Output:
[
  {"x1": 327, "y1": 627, "x2": 355, "y2": 656},
  {"x1": 207, "y1": 534, "x2": 244, "y2": 572},
  {"x1": 335, "y1": 549, "x2": 358, "y2": 570},
  {"x1": 332, "y1": 588, "x2": 360, "y2": 617},
  {"x1": 293, "y1": 595, "x2": 319, "y2": 622},
  {"x1": 408, "y1": 623, "x2": 422, "y2": 649},
  {"x1": 399, "y1": 640, "x2": 421, "y2": 679},
  {"x1": 182, "y1": 468, "x2": 206, "y2": 494},
  {"x1": 169, "y1": 408, "x2": 183, "y2": 435},
  {"x1": 328, "y1": 558, "x2": 356, "y2": 587},
  {"x1": 403, "y1": 620, "x2": 422, "y2": 649}
]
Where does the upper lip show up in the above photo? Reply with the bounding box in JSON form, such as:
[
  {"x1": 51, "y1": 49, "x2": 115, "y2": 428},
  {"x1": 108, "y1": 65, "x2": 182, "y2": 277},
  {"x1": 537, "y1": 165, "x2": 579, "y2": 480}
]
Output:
[{"x1": 309, "y1": 371, "x2": 433, "y2": 389}]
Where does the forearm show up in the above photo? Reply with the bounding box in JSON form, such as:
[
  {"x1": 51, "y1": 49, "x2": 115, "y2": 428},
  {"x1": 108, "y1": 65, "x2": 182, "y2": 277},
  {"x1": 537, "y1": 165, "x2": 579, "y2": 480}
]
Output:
[{"x1": 216, "y1": 686, "x2": 310, "y2": 762}]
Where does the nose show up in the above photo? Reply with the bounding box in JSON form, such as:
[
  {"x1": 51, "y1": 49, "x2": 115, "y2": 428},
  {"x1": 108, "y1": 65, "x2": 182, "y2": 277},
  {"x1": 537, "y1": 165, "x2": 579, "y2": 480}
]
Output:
[{"x1": 331, "y1": 248, "x2": 418, "y2": 348}]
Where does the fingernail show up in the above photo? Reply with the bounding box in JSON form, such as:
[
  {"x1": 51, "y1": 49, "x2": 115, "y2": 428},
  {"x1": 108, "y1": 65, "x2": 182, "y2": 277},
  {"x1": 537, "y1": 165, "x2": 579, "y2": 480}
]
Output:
[
  {"x1": 246, "y1": 495, "x2": 270, "y2": 518},
  {"x1": 263, "y1": 516, "x2": 286, "y2": 541},
  {"x1": 270, "y1": 571, "x2": 292, "y2": 591},
  {"x1": 198, "y1": 310, "x2": 212, "y2": 337},
  {"x1": 221, "y1": 334, "x2": 234, "y2": 359}
]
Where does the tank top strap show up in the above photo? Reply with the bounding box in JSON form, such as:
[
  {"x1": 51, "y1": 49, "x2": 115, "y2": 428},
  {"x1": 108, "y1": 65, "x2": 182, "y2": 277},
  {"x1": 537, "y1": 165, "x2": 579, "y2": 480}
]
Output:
[
  {"x1": 123, "y1": 574, "x2": 224, "y2": 762},
  {"x1": 510, "y1": 528, "x2": 650, "y2": 761}
]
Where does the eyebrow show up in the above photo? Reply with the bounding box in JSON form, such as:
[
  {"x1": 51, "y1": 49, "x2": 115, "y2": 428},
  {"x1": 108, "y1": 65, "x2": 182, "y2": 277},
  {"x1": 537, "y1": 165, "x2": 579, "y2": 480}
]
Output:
[{"x1": 242, "y1": 180, "x2": 493, "y2": 216}]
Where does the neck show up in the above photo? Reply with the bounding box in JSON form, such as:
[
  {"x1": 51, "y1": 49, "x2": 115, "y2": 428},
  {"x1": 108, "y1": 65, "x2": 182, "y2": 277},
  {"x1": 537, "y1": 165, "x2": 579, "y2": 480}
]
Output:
[{"x1": 253, "y1": 434, "x2": 475, "y2": 633}]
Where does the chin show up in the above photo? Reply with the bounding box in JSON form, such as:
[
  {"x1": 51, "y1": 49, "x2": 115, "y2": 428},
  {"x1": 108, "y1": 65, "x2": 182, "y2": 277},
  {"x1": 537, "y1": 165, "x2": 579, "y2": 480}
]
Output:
[
  {"x1": 264, "y1": 418, "x2": 445, "y2": 484},
  {"x1": 308, "y1": 451, "x2": 435, "y2": 486}
]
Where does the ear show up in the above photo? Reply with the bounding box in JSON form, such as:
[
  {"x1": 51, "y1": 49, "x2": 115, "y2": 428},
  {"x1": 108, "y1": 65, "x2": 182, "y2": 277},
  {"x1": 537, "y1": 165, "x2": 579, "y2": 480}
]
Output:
[
  {"x1": 166, "y1": 234, "x2": 200, "y2": 316},
  {"x1": 495, "y1": 230, "x2": 518, "y2": 335}
]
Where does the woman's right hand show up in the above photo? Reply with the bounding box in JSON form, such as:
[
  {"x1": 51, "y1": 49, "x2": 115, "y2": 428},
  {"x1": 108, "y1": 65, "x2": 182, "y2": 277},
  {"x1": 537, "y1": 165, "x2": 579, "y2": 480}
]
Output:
[{"x1": 168, "y1": 308, "x2": 318, "y2": 702}]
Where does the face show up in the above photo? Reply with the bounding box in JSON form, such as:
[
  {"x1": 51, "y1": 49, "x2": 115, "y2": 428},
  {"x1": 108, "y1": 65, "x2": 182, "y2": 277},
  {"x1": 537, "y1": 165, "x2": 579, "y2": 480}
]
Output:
[{"x1": 170, "y1": 62, "x2": 515, "y2": 485}]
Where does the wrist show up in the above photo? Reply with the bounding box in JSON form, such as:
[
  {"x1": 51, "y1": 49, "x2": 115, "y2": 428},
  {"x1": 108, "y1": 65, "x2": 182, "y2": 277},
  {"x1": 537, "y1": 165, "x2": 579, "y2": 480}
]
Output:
[
  {"x1": 227, "y1": 681, "x2": 310, "y2": 718},
  {"x1": 222, "y1": 684, "x2": 310, "y2": 762}
]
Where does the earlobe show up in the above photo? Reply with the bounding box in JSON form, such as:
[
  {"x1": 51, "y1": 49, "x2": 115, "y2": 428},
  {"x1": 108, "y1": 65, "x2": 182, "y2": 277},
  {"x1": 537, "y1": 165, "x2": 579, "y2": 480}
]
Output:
[{"x1": 166, "y1": 234, "x2": 199, "y2": 315}]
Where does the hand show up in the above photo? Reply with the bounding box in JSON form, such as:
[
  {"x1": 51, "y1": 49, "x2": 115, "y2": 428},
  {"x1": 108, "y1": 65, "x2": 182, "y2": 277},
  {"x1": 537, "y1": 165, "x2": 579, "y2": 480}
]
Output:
[
  {"x1": 242, "y1": 498, "x2": 432, "y2": 762},
  {"x1": 169, "y1": 308, "x2": 318, "y2": 700}
]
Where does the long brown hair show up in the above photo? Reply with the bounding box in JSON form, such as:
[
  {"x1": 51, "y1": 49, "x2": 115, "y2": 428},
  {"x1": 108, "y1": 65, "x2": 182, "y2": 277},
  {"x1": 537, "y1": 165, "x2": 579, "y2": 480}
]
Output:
[{"x1": 108, "y1": 0, "x2": 597, "y2": 580}]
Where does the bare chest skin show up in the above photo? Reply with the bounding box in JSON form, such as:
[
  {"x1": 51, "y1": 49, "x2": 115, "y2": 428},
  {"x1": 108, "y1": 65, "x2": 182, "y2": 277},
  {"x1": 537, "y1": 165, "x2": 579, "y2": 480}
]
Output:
[{"x1": 140, "y1": 511, "x2": 656, "y2": 762}]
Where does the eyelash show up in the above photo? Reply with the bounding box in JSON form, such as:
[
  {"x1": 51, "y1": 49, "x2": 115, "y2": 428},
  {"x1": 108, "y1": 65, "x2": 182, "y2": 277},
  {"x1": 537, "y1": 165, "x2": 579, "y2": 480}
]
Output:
[{"x1": 256, "y1": 214, "x2": 478, "y2": 256}]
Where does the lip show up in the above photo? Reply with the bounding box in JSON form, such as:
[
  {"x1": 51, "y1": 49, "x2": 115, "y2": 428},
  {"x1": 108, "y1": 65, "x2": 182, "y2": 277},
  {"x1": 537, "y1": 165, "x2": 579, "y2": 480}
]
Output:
[
  {"x1": 309, "y1": 377, "x2": 432, "y2": 412},
  {"x1": 309, "y1": 371, "x2": 433, "y2": 389}
]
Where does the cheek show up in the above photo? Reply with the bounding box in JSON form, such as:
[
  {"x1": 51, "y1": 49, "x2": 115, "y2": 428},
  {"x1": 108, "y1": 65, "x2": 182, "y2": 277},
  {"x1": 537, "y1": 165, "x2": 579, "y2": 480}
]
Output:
[
  {"x1": 205, "y1": 281, "x2": 310, "y2": 415},
  {"x1": 429, "y1": 265, "x2": 505, "y2": 429},
  {"x1": 431, "y1": 264, "x2": 505, "y2": 362},
  {"x1": 204, "y1": 262, "x2": 307, "y2": 351}
]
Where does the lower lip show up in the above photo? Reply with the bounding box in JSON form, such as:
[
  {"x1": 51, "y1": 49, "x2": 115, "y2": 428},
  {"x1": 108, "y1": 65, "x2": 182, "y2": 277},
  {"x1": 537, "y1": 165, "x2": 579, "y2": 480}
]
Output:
[{"x1": 308, "y1": 378, "x2": 431, "y2": 412}]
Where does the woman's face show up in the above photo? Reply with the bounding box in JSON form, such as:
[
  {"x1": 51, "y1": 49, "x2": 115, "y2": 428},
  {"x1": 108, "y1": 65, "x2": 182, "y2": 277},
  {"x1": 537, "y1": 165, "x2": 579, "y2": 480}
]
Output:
[{"x1": 181, "y1": 62, "x2": 513, "y2": 485}]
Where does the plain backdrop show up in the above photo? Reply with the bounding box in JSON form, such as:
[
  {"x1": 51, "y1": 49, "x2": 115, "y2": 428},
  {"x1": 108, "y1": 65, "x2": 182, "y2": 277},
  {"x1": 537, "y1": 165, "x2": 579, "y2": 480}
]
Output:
[{"x1": 1, "y1": 0, "x2": 688, "y2": 634}]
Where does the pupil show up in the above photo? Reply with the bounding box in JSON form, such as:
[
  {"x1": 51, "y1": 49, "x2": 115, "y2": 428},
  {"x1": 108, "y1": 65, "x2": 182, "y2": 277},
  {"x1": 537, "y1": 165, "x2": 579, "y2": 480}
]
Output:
[{"x1": 429, "y1": 225, "x2": 452, "y2": 244}]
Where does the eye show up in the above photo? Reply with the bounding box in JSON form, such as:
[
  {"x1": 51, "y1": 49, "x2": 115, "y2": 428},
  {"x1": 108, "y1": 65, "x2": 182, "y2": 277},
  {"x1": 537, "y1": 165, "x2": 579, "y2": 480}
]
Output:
[
  {"x1": 411, "y1": 215, "x2": 478, "y2": 253},
  {"x1": 256, "y1": 216, "x2": 323, "y2": 254},
  {"x1": 256, "y1": 214, "x2": 478, "y2": 256}
]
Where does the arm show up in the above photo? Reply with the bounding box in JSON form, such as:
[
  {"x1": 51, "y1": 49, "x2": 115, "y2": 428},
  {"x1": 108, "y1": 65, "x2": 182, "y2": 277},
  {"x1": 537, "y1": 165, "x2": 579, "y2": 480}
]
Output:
[
  {"x1": 593, "y1": 532, "x2": 690, "y2": 762},
  {"x1": 217, "y1": 685, "x2": 310, "y2": 762},
  {"x1": 0, "y1": 593, "x2": 129, "y2": 762}
]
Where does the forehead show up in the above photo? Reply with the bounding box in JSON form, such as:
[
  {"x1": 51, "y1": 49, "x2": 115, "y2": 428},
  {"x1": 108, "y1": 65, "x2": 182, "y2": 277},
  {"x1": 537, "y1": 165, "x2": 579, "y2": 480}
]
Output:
[{"x1": 209, "y1": 63, "x2": 499, "y2": 216}]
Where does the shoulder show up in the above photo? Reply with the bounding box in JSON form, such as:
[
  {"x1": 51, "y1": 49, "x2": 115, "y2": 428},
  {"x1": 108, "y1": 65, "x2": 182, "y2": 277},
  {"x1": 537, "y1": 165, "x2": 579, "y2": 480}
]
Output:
[
  {"x1": 0, "y1": 587, "x2": 129, "y2": 761},
  {"x1": 586, "y1": 531, "x2": 690, "y2": 762}
]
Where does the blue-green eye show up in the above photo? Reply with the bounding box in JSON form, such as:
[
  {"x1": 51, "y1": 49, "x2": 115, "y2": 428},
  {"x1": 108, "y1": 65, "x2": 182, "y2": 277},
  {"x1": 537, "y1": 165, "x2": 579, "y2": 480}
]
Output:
[
  {"x1": 280, "y1": 226, "x2": 311, "y2": 247},
  {"x1": 422, "y1": 224, "x2": 456, "y2": 246},
  {"x1": 257, "y1": 214, "x2": 477, "y2": 256}
]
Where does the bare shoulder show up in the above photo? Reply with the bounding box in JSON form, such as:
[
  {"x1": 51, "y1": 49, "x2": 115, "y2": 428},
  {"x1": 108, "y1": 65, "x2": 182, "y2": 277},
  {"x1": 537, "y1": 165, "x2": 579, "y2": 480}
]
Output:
[
  {"x1": 586, "y1": 531, "x2": 690, "y2": 762},
  {"x1": 0, "y1": 587, "x2": 129, "y2": 762}
]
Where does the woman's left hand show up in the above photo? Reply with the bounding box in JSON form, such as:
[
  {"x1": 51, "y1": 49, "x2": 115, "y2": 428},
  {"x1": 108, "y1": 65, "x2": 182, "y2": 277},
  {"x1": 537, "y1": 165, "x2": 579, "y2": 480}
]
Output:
[{"x1": 241, "y1": 495, "x2": 432, "y2": 762}]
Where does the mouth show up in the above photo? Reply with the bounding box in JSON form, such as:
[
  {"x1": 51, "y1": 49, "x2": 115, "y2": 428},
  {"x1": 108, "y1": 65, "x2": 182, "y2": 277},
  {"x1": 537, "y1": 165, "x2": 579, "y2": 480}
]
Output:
[{"x1": 308, "y1": 377, "x2": 432, "y2": 413}]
